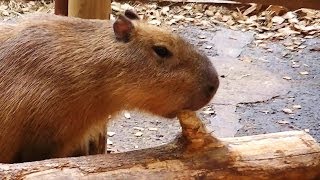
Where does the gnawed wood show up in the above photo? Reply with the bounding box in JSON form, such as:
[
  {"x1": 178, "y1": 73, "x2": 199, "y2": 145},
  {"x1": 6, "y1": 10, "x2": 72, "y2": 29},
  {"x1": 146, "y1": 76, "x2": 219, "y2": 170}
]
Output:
[{"x1": 0, "y1": 129, "x2": 319, "y2": 179}]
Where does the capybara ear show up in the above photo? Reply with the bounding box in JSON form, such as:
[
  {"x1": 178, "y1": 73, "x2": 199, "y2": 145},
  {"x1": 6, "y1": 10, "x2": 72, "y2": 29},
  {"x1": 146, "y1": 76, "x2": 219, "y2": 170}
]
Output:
[
  {"x1": 113, "y1": 14, "x2": 134, "y2": 42},
  {"x1": 124, "y1": 9, "x2": 140, "y2": 20}
]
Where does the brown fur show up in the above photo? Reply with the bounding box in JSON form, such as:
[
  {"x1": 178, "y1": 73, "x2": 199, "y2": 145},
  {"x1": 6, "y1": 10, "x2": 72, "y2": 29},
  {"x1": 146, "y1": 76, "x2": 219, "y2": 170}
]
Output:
[{"x1": 0, "y1": 11, "x2": 219, "y2": 163}]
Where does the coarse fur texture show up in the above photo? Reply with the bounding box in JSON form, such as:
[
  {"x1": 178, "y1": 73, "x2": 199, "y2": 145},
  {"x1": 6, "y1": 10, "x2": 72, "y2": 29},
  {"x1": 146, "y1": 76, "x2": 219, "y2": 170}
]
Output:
[{"x1": 0, "y1": 11, "x2": 219, "y2": 163}]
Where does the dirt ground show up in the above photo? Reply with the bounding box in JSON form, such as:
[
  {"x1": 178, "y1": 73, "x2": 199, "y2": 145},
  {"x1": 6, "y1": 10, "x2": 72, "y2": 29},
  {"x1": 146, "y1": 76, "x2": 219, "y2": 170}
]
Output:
[{"x1": 108, "y1": 25, "x2": 320, "y2": 153}]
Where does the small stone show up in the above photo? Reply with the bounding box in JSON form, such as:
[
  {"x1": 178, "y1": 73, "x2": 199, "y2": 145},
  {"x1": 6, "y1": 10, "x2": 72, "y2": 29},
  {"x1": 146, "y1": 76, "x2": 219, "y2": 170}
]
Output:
[
  {"x1": 148, "y1": 128, "x2": 158, "y2": 131},
  {"x1": 293, "y1": 105, "x2": 302, "y2": 109},
  {"x1": 277, "y1": 120, "x2": 290, "y2": 124},
  {"x1": 291, "y1": 64, "x2": 300, "y2": 68},
  {"x1": 134, "y1": 145, "x2": 139, "y2": 149},
  {"x1": 282, "y1": 108, "x2": 293, "y2": 114},
  {"x1": 134, "y1": 132, "x2": 143, "y2": 137},
  {"x1": 299, "y1": 71, "x2": 309, "y2": 75},
  {"x1": 304, "y1": 129, "x2": 310, "y2": 133},
  {"x1": 203, "y1": 110, "x2": 215, "y2": 115},
  {"x1": 198, "y1": 35, "x2": 206, "y2": 39},
  {"x1": 107, "y1": 132, "x2": 116, "y2": 137},
  {"x1": 283, "y1": 76, "x2": 292, "y2": 80},
  {"x1": 133, "y1": 127, "x2": 144, "y2": 131},
  {"x1": 124, "y1": 111, "x2": 131, "y2": 119},
  {"x1": 205, "y1": 45, "x2": 213, "y2": 49},
  {"x1": 107, "y1": 139, "x2": 113, "y2": 145}
]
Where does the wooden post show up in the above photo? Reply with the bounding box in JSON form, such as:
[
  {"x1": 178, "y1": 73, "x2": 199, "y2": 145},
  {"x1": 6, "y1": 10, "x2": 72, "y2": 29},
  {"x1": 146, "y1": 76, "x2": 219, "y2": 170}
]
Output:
[
  {"x1": 68, "y1": 0, "x2": 111, "y2": 20},
  {"x1": 54, "y1": 0, "x2": 68, "y2": 16}
]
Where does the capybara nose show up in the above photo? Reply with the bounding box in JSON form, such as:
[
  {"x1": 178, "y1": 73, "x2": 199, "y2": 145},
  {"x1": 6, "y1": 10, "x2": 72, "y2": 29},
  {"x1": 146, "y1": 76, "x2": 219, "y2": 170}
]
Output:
[
  {"x1": 205, "y1": 70, "x2": 219, "y2": 99},
  {"x1": 205, "y1": 84, "x2": 217, "y2": 98}
]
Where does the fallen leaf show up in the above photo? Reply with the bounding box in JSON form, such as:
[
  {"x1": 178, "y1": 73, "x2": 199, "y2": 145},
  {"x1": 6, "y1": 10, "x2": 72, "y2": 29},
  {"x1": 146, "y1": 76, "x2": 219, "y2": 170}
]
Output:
[{"x1": 272, "y1": 16, "x2": 285, "y2": 24}]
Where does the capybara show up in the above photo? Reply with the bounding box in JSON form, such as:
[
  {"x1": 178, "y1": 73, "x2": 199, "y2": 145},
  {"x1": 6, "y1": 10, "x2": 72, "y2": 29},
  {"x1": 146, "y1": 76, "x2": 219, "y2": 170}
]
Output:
[{"x1": 0, "y1": 10, "x2": 219, "y2": 163}]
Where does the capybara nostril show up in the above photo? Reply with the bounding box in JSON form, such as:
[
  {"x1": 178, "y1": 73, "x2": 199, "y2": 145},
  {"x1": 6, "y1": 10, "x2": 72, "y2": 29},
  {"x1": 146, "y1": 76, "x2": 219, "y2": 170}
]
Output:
[{"x1": 206, "y1": 84, "x2": 216, "y2": 97}]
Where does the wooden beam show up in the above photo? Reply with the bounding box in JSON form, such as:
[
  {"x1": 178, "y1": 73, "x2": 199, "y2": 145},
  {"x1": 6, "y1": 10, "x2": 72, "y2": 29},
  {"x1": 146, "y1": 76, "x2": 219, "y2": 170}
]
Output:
[{"x1": 0, "y1": 110, "x2": 319, "y2": 180}]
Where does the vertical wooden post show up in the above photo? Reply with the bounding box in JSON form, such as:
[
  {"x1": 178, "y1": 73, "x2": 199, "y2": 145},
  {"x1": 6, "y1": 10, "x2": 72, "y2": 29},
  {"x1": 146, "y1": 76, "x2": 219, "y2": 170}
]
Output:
[
  {"x1": 68, "y1": 0, "x2": 111, "y2": 20},
  {"x1": 54, "y1": 0, "x2": 68, "y2": 16}
]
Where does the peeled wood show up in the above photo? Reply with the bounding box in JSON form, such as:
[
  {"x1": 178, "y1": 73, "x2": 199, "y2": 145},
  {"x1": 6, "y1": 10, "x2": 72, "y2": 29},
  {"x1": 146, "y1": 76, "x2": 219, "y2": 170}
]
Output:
[
  {"x1": 68, "y1": 0, "x2": 111, "y2": 20},
  {"x1": 0, "y1": 111, "x2": 319, "y2": 179}
]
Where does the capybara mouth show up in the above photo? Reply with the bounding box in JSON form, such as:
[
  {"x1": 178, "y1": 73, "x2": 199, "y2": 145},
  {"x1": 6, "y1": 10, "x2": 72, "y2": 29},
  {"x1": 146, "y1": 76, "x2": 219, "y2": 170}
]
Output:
[{"x1": 164, "y1": 111, "x2": 178, "y2": 119}]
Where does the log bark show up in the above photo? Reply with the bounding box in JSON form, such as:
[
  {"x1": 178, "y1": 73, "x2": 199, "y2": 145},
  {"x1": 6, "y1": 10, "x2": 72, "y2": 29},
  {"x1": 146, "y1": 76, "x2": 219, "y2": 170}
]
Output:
[
  {"x1": 68, "y1": 0, "x2": 111, "y2": 20},
  {"x1": 0, "y1": 122, "x2": 319, "y2": 179}
]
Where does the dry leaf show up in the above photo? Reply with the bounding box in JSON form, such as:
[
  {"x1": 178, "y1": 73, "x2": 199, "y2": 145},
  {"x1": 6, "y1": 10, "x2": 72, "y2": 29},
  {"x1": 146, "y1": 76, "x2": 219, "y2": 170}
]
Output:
[{"x1": 272, "y1": 16, "x2": 285, "y2": 24}]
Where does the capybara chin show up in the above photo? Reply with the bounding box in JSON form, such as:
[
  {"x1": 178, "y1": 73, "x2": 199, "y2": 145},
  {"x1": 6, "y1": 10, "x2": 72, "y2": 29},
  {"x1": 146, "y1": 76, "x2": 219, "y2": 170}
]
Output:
[{"x1": 0, "y1": 10, "x2": 219, "y2": 163}]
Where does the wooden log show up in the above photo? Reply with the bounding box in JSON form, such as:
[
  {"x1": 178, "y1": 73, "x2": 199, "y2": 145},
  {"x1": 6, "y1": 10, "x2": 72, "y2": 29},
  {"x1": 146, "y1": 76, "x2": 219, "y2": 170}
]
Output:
[
  {"x1": 54, "y1": 0, "x2": 68, "y2": 16},
  {"x1": 0, "y1": 128, "x2": 319, "y2": 178},
  {"x1": 68, "y1": 0, "x2": 111, "y2": 20}
]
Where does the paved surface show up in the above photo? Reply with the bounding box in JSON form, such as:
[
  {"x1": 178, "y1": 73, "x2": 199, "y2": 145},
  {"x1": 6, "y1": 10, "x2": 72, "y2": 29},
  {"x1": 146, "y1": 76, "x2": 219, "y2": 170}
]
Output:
[{"x1": 108, "y1": 25, "x2": 319, "y2": 153}]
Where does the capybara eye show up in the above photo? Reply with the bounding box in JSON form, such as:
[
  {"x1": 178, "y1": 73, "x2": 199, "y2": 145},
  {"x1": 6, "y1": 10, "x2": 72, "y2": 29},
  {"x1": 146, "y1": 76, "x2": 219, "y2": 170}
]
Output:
[{"x1": 152, "y1": 46, "x2": 172, "y2": 58}]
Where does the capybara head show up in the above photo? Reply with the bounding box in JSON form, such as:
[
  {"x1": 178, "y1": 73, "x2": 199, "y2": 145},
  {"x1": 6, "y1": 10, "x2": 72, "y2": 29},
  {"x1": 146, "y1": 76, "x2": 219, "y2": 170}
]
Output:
[{"x1": 112, "y1": 10, "x2": 219, "y2": 118}]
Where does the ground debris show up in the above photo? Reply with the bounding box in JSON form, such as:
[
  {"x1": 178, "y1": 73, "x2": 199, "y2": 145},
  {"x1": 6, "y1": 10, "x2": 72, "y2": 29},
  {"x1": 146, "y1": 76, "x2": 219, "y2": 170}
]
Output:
[{"x1": 1, "y1": 1, "x2": 318, "y2": 45}]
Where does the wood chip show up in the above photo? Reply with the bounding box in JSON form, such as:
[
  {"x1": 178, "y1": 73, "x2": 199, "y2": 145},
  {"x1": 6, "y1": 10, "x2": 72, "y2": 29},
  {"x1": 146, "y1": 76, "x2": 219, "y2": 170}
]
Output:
[
  {"x1": 134, "y1": 132, "x2": 143, "y2": 137},
  {"x1": 282, "y1": 108, "x2": 293, "y2": 114},
  {"x1": 283, "y1": 76, "x2": 292, "y2": 80},
  {"x1": 107, "y1": 132, "x2": 116, "y2": 137},
  {"x1": 148, "y1": 128, "x2": 158, "y2": 131},
  {"x1": 299, "y1": 71, "x2": 309, "y2": 75},
  {"x1": 124, "y1": 111, "x2": 131, "y2": 119},
  {"x1": 277, "y1": 120, "x2": 290, "y2": 124},
  {"x1": 293, "y1": 105, "x2": 302, "y2": 109},
  {"x1": 107, "y1": 139, "x2": 113, "y2": 145}
]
